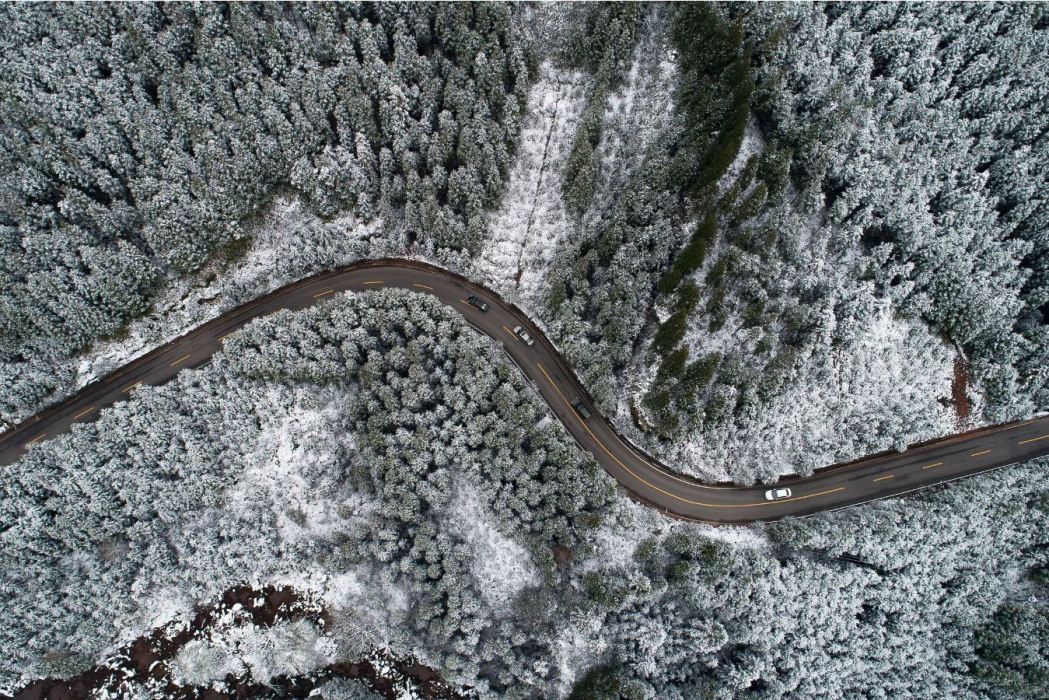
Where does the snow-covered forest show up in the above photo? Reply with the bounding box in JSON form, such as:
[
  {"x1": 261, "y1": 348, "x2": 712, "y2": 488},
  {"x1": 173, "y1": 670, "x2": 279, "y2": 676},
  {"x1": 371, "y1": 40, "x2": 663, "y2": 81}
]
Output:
[
  {"x1": 5, "y1": 289, "x2": 1047, "y2": 697},
  {"x1": 625, "y1": 3, "x2": 1049, "y2": 484},
  {"x1": 1, "y1": 3, "x2": 1047, "y2": 698},
  {"x1": 0, "y1": 2, "x2": 530, "y2": 423}
]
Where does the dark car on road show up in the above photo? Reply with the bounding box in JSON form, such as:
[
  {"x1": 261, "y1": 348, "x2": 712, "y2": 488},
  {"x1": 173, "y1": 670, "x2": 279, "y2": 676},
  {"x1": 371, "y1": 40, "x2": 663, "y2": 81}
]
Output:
[
  {"x1": 466, "y1": 295, "x2": 488, "y2": 312},
  {"x1": 571, "y1": 398, "x2": 592, "y2": 420}
]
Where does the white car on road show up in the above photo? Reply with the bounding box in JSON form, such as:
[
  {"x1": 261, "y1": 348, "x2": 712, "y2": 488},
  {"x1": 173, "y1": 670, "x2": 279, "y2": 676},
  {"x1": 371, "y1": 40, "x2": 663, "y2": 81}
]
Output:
[
  {"x1": 512, "y1": 325, "x2": 535, "y2": 346},
  {"x1": 764, "y1": 487, "x2": 792, "y2": 501}
]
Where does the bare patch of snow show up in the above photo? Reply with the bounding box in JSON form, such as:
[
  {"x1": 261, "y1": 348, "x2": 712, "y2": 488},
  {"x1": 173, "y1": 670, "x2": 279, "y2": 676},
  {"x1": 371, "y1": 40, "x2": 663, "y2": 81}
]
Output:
[
  {"x1": 549, "y1": 611, "x2": 609, "y2": 699},
  {"x1": 169, "y1": 618, "x2": 335, "y2": 686},
  {"x1": 226, "y1": 386, "x2": 360, "y2": 546},
  {"x1": 716, "y1": 116, "x2": 766, "y2": 194},
  {"x1": 690, "y1": 521, "x2": 769, "y2": 549},
  {"x1": 316, "y1": 567, "x2": 412, "y2": 654},
  {"x1": 444, "y1": 477, "x2": 540, "y2": 613}
]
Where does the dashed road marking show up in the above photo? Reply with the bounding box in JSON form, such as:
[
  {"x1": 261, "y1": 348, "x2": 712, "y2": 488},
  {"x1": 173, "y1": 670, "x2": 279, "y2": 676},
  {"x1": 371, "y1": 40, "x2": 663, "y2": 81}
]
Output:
[
  {"x1": 873, "y1": 474, "x2": 895, "y2": 482},
  {"x1": 1019, "y1": 434, "x2": 1049, "y2": 445},
  {"x1": 313, "y1": 289, "x2": 335, "y2": 298},
  {"x1": 72, "y1": 407, "x2": 96, "y2": 421},
  {"x1": 922, "y1": 462, "x2": 944, "y2": 470},
  {"x1": 413, "y1": 283, "x2": 434, "y2": 291},
  {"x1": 970, "y1": 449, "x2": 991, "y2": 457},
  {"x1": 122, "y1": 382, "x2": 142, "y2": 394},
  {"x1": 170, "y1": 354, "x2": 191, "y2": 367}
]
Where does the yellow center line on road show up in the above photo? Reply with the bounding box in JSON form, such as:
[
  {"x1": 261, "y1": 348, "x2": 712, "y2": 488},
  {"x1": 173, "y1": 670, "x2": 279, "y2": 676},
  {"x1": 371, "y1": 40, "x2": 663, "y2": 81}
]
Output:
[
  {"x1": 313, "y1": 289, "x2": 335, "y2": 298},
  {"x1": 922, "y1": 462, "x2": 944, "y2": 470},
  {"x1": 26, "y1": 433, "x2": 47, "y2": 445},
  {"x1": 169, "y1": 354, "x2": 191, "y2": 367},
  {"x1": 617, "y1": 437, "x2": 729, "y2": 490},
  {"x1": 72, "y1": 407, "x2": 96, "y2": 421},
  {"x1": 230, "y1": 296, "x2": 270, "y2": 319},
  {"x1": 413, "y1": 283, "x2": 434, "y2": 291},
  {"x1": 104, "y1": 364, "x2": 141, "y2": 383},
  {"x1": 970, "y1": 449, "x2": 991, "y2": 457},
  {"x1": 535, "y1": 361, "x2": 844, "y2": 509},
  {"x1": 1019, "y1": 434, "x2": 1049, "y2": 445},
  {"x1": 873, "y1": 474, "x2": 895, "y2": 482},
  {"x1": 502, "y1": 325, "x2": 519, "y2": 342},
  {"x1": 122, "y1": 382, "x2": 142, "y2": 394},
  {"x1": 363, "y1": 281, "x2": 384, "y2": 286}
]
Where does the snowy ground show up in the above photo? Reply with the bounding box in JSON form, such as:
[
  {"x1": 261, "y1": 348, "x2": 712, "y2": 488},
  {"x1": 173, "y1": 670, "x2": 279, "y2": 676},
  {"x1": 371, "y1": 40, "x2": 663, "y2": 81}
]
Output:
[
  {"x1": 75, "y1": 202, "x2": 383, "y2": 393},
  {"x1": 225, "y1": 386, "x2": 362, "y2": 547},
  {"x1": 587, "y1": 7, "x2": 679, "y2": 217},
  {"x1": 715, "y1": 116, "x2": 766, "y2": 195},
  {"x1": 444, "y1": 477, "x2": 540, "y2": 613},
  {"x1": 474, "y1": 62, "x2": 588, "y2": 307},
  {"x1": 170, "y1": 618, "x2": 336, "y2": 686},
  {"x1": 477, "y1": 7, "x2": 679, "y2": 314}
]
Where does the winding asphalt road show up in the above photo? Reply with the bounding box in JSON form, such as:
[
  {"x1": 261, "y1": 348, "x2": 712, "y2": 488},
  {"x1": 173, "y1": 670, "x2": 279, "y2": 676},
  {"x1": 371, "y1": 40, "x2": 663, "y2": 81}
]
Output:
[{"x1": 2, "y1": 259, "x2": 1048, "y2": 524}]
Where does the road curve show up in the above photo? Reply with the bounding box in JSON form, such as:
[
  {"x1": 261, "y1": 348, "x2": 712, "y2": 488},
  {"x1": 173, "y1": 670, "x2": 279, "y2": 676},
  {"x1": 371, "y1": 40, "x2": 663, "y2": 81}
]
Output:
[{"x1": 2, "y1": 258, "x2": 1048, "y2": 524}]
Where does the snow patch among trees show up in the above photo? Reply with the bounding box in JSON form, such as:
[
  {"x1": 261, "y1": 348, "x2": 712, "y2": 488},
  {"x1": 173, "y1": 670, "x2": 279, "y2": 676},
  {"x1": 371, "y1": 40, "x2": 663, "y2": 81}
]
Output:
[
  {"x1": 227, "y1": 386, "x2": 361, "y2": 545},
  {"x1": 445, "y1": 478, "x2": 540, "y2": 613},
  {"x1": 589, "y1": 7, "x2": 680, "y2": 214},
  {"x1": 673, "y1": 303, "x2": 957, "y2": 482},
  {"x1": 170, "y1": 618, "x2": 335, "y2": 686}
]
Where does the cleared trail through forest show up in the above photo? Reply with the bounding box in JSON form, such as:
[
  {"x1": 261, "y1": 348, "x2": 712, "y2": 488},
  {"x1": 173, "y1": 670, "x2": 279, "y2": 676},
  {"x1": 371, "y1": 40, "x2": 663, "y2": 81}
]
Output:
[{"x1": 2, "y1": 259, "x2": 1048, "y2": 524}]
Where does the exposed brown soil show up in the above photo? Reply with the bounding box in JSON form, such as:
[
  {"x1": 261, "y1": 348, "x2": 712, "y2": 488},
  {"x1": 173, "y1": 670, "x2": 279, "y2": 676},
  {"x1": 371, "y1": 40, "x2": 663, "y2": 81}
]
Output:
[
  {"x1": 952, "y1": 353, "x2": 971, "y2": 427},
  {"x1": 13, "y1": 585, "x2": 462, "y2": 700}
]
